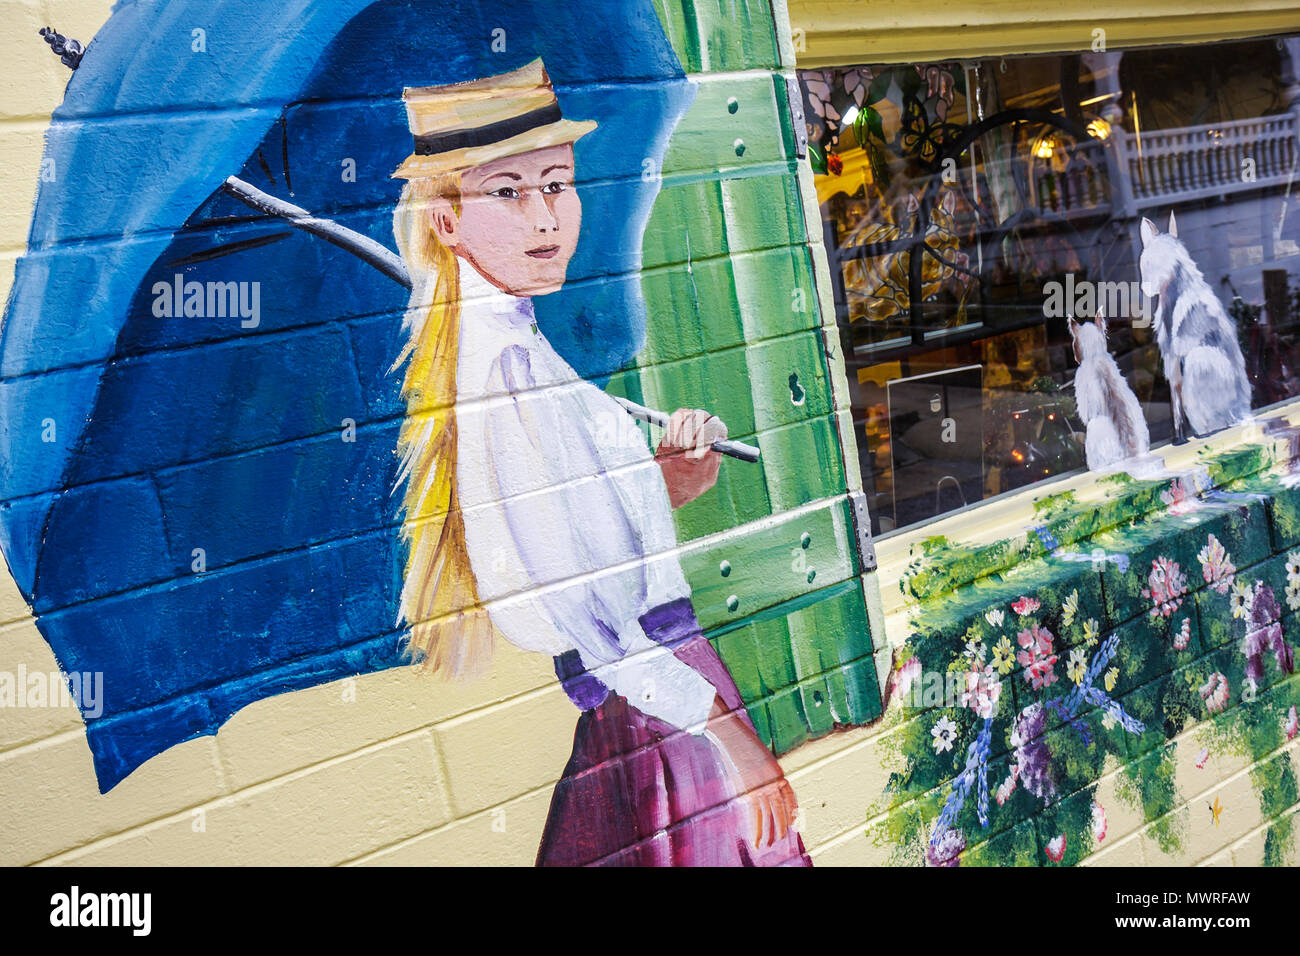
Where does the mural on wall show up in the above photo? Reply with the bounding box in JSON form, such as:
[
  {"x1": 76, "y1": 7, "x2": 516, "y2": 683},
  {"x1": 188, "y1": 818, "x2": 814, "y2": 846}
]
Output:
[
  {"x1": 0, "y1": 0, "x2": 871, "y2": 866},
  {"x1": 872, "y1": 439, "x2": 1300, "y2": 866},
  {"x1": 381, "y1": 58, "x2": 803, "y2": 866}
]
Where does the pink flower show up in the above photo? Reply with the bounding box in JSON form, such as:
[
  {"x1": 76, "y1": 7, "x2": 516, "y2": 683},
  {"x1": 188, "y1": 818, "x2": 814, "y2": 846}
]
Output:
[
  {"x1": 1045, "y1": 833, "x2": 1068, "y2": 862},
  {"x1": 1199, "y1": 672, "x2": 1230, "y2": 714},
  {"x1": 1195, "y1": 747, "x2": 1211, "y2": 769},
  {"x1": 1141, "y1": 556, "x2": 1188, "y2": 618},
  {"x1": 1161, "y1": 478, "x2": 1199, "y2": 515},
  {"x1": 1174, "y1": 617, "x2": 1191, "y2": 651},
  {"x1": 1016, "y1": 623, "x2": 1059, "y2": 690},
  {"x1": 995, "y1": 765, "x2": 1020, "y2": 806},
  {"x1": 1092, "y1": 802, "x2": 1108, "y2": 843},
  {"x1": 890, "y1": 656, "x2": 922, "y2": 702},
  {"x1": 960, "y1": 665, "x2": 1003, "y2": 719},
  {"x1": 1011, "y1": 596, "x2": 1040, "y2": 616},
  {"x1": 1197, "y1": 534, "x2": 1236, "y2": 594},
  {"x1": 1285, "y1": 705, "x2": 1298, "y2": 742}
]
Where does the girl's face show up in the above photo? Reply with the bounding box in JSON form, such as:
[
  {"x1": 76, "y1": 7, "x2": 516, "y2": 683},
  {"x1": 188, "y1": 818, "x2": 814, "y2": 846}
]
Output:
[{"x1": 430, "y1": 143, "x2": 581, "y2": 296}]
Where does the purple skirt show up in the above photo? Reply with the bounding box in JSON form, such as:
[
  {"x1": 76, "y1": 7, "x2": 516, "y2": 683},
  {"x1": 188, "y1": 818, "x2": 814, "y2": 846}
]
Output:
[{"x1": 537, "y1": 600, "x2": 812, "y2": 867}]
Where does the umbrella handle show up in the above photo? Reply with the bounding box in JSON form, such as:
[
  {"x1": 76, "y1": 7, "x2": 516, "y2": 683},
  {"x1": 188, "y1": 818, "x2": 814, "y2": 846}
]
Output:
[{"x1": 612, "y1": 397, "x2": 760, "y2": 463}]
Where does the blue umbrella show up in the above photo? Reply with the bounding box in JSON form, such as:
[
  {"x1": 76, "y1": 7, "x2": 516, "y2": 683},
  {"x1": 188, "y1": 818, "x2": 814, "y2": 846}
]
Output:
[{"x1": 0, "y1": 0, "x2": 693, "y2": 791}]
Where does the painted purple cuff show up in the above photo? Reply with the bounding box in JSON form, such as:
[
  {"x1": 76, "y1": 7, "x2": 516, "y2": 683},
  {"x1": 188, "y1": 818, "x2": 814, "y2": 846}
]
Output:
[
  {"x1": 554, "y1": 649, "x2": 609, "y2": 711},
  {"x1": 638, "y1": 597, "x2": 702, "y2": 650},
  {"x1": 552, "y1": 599, "x2": 703, "y2": 711}
]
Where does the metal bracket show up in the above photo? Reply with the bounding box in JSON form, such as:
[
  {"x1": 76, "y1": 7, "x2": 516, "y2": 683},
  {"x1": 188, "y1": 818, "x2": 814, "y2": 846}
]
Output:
[
  {"x1": 847, "y1": 490, "x2": 878, "y2": 572},
  {"x1": 784, "y1": 73, "x2": 808, "y2": 159}
]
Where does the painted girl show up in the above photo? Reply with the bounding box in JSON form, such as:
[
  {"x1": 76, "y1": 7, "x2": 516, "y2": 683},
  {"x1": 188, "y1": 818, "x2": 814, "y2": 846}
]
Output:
[{"x1": 388, "y1": 59, "x2": 806, "y2": 866}]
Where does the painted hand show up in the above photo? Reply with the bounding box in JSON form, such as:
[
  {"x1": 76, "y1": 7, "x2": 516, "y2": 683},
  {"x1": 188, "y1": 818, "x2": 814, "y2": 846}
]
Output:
[{"x1": 656, "y1": 408, "x2": 727, "y2": 508}]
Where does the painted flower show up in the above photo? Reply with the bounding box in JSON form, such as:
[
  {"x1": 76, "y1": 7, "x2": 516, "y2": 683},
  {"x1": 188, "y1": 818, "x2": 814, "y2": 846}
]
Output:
[
  {"x1": 1251, "y1": 580, "x2": 1282, "y2": 628},
  {"x1": 1195, "y1": 747, "x2": 1210, "y2": 769},
  {"x1": 960, "y1": 665, "x2": 1003, "y2": 720},
  {"x1": 1288, "y1": 553, "x2": 1300, "y2": 585},
  {"x1": 985, "y1": 608, "x2": 1005, "y2": 628},
  {"x1": 1285, "y1": 705, "x2": 1298, "y2": 742},
  {"x1": 1010, "y1": 704, "x2": 1055, "y2": 803},
  {"x1": 1230, "y1": 579, "x2": 1254, "y2": 620},
  {"x1": 1016, "y1": 623, "x2": 1059, "y2": 690},
  {"x1": 1286, "y1": 579, "x2": 1300, "y2": 613},
  {"x1": 927, "y1": 827, "x2": 965, "y2": 867},
  {"x1": 931, "y1": 715, "x2": 958, "y2": 753},
  {"x1": 1011, "y1": 596, "x2": 1040, "y2": 616},
  {"x1": 1174, "y1": 617, "x2": 1192, "y2": 651},
  {"x1": 1104, "y1": 667, "x2": 1119, "y2": 692},
  {"x1": 1062, "y1": 589, "x2": 1079, "y2": 629},
  {"x1": 1197, "y1": 534, "x2": 1236, "y2": 595},
  {"x1": 1066, "y1": 647, "x2": 1088, "y2": 685},
  {"x1": 1082, "y1": 617, "x2": 1100, "y2": 647},
  {"x1": 1160, "y1": 477, "x2": 1198, "y2": 515},
  {"x1": 1091, "y1": 801, "x2": 1108, "y2": 843},
  {"x1": 991, "y1": 636, "x2": 1016, "y2": 675},
  {"x1": 963, "y1": 639, "x2": 986, "y2": 664},
  {"x1": 1199, "y1": 672, "x2": 1231, "y2": 714},
  {"x1": 1044, "y1": 833, "x2": 1068, "y2": 862},
  {"x1": 1141, "y1": 556, "x2": 1188, "y2": 618},
  {"x1": 890, "y1": 655, "x2": 923, "y2": 702},
  {"x1": 1242, "y1": 584, "x2": 1295, "y2": 683},
  {"x1": 995, "y1": 765, "x2": 1020, "y2": 806}
]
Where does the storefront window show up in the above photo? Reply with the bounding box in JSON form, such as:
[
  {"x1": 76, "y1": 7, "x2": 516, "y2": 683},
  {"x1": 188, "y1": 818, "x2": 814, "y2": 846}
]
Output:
[{"x1": 801, "y1": 35, "x2": 1300, "y2": 536}]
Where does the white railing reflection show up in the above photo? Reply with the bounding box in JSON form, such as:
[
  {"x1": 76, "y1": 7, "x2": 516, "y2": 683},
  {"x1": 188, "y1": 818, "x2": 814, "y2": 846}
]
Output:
[{"x1": 1031, "y1": 113, "x2": 1298, "y2": 217}]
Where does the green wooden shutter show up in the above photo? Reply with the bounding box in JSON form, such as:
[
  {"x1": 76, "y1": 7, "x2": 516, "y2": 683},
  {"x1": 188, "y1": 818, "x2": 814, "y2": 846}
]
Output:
[{"x1": 604, "y1": 0, "x2": 885, "y2": 752}]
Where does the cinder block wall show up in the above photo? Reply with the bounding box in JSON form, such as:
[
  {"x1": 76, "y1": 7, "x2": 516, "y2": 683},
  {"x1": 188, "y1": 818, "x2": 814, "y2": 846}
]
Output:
[{"x1": 0, "y1": 0, "x2": 1296, "y2": 868}]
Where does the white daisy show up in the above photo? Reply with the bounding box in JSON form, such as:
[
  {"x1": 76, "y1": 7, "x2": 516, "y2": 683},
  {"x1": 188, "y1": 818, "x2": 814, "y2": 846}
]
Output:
[
  {"x1": 1229, "y1": 579, "x2": 1253, "y2": 620},
  {"x1": 931, "y1": 715, "x2": 958, "y2": 754}
]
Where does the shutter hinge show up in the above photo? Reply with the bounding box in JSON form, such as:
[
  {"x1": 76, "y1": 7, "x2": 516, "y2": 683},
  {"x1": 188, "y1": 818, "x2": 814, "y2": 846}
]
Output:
[{"x1": 847, "y1": 490, "x2": 877, "y2": 572}]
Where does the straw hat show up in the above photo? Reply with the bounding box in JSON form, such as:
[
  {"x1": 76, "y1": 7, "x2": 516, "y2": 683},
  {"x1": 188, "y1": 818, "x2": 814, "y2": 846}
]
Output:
[{"x1": 392, "y1": 58, "x2": 597, "y2": 180}]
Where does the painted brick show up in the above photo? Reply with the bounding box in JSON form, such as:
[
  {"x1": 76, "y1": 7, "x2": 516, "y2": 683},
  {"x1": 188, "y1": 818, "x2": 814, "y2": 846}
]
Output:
[
  {"x1": 0, "y1": 619, "x2": 89, "y2": 750},
  {"x1": 432, "y1": 686, "x2": 577, "y2": 817},
  {"x1": 0, "y1": 730, "x2": 224, "y2": 865},
  {"x1": 216, "y1": 642, "x2": 555, "y2": 792},
  {"x1": 43, "y1": 731, "x2": 451, "y2": 866},
  {"x1": 350, "y1": 786, "x2": 552, "y2": 867}
]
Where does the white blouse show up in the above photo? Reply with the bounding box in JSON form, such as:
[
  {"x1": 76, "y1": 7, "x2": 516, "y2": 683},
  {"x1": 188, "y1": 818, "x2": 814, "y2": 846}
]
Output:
[{"x1": 453, "y1": 261, "x2": 718, "y2": 732}]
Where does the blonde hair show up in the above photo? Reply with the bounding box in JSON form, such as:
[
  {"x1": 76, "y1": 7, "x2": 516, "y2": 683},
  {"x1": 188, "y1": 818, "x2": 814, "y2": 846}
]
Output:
[{"x1": 392, "y1": 173, "x2": 496, "y2": 678}]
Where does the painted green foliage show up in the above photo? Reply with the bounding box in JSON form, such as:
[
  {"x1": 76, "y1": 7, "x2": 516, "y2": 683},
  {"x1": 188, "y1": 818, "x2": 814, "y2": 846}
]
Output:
[{"x1": 874, "y1": 445, "x2": 1300, "y2": 866}]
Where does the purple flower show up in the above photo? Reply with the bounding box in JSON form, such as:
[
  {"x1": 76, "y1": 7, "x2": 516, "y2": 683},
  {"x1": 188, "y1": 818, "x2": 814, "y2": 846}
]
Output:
[
  {"x1": 1242, "y1": 585, "x2": 1295, "y2": 680},
  {"x1": 1011, "y1": 703, "x2": 1056, "y2": 803},
  {"x1": 1251, "y1": 582, "x2": 1282, "y2": 628},
  {"x1": 1276, "y1": 635, "x2": 1296, "y2": 674},
  {"x1": 927, "y1": 827, "x2": 965, "y2": 867}
]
